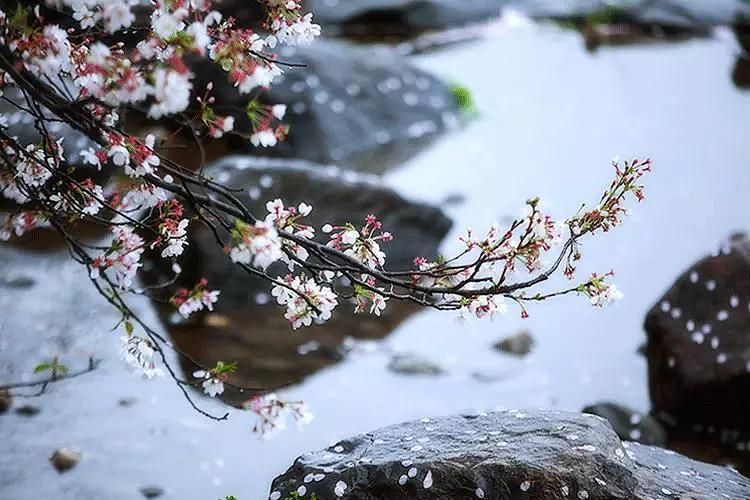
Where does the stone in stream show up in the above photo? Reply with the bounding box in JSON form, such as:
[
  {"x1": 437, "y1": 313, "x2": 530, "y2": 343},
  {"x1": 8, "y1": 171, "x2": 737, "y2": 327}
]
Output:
[
  {"x1": 493, "y1": 329, "x2": 534, "y2": 356},
  {"x1": 49, "y1": 448, "x2": 81, "y2": 473},
  {"x1": 139, "y1": 485, "x2": 165, "y2": 498},
  {"x1": 188, "y1": 40, "x2": 460, "y2": 173},
  {"x1": 140, "y1": 156, "x2": 452, "y2": 404},
  {"x1": 268, "y1": 409, "x2": 750, "y2": 499},
  {"x1": 644, "y1": 233, "x2": 750, "y2": 461},
  {"x1": 582, "y1": 402, "x2": 667, "y2": 446},
  {"x1": 388, "y1": 354, "x2": 444, "y2": 376},
  {"x1": 14, "y1": 404, "x2": 41, "y2": 417}
]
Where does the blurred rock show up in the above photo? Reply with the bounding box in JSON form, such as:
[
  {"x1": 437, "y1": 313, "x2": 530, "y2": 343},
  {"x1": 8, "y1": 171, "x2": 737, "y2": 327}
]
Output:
[
  {"x1": 388, "y1": 354, "x2": 444, "y2": 376},
  {"x1": 49, "y1": 448, "x2": 81, "y2": 473},
  {"x1": 189, "y1": 40, "x2": 460, "y2": 173},
  {"x1": 306, "y1": 0, "x2": 504, "y2": 39},
  {"x1": 139, "y1": 485, "x2": 165, "y2": 498},
  {"x1": 141, "y1": 157, "x2": 451, "y2": 404},
  {"x1": 269, "y1": 410, "x2": 750, "y2": 499},
  {"x1": 118, "y1": 397, "x2": 137, "y2": 408},
  {"x1": 644, "y1": 233, "x2": 750, "y2": 460},
  {"x1": 582, "y1": 402, "x2": 667, "y2": 446},
  {"x1": 0, "y1": 389, "x2": 11, "y2": 413},
  {"x1": 14, "y1": 405, "x2": 41, "y2": 417},
  {"x1": 493, "y1": 330, "x2": 534, "y2": 356}
]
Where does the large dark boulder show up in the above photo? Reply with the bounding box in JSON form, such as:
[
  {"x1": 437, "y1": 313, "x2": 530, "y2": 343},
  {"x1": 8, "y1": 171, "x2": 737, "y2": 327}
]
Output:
[
  {"x1": 268, "y1": 410, "x2": 750, "y2": 499},
  {"x1": 142, "y1": 156, "x2": 452, "y2": 402},
  {"x1": 644, "y1": 233, "x2": 750, "y2": 459},
  {"x1": 189, "y1": 40, "x2": 460, "y2": 173}
]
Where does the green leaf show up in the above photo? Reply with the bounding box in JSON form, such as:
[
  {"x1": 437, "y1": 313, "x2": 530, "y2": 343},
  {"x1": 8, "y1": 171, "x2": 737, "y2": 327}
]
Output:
[
  {"x1": 124, "y1": 321, "x2": 134, "y2": 335},
  {"x1": 449, "y1": 83, "x2": 476, "y2": 114},
  {"x1": 33, "y1": 363, "x2": 52, "y2": 374}
]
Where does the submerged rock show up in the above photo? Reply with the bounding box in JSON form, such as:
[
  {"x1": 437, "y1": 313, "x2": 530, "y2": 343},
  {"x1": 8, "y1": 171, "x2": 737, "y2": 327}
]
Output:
[
  {"x1": 644, "y1": 233, "x2": 750, "y2": 457},
  {"x1": 15, "y1": 405, "x2": 41, "y2": 417},
  {"x1": 139, "y1": 485, "x2": 165, "y2": 498},
  {"x1": 269, "y1": 409, "x2": 750, "y2": 499},
  {"x1": 141, "y1": 156, "x2": 451, "y2": 403},
  {"x1": 493, "y1": 330, "x2": 534, "y2": 356},
  {"x1": 49, "y1": 448, "x2": 81, "y2": 473},
  {"x1": 388, "y1": 354, "x2": 444, "y2": 376},
  {"x1": 582, "y1": 402, "x2": 667, "y2": 446},
  {"x1": 189, "y1": 40, "x2": 460, "y2": 173}
]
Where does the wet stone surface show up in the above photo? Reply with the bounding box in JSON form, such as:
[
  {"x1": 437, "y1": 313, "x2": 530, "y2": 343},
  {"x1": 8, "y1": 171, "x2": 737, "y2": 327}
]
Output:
[
  {"x1": 190, "y1": 40, "x2": 460, "y2": 172},
  {"x1": 644, "y1": 233, "x2": 750, "y2": 458},
  {"x1": 269, "y1": 409, "x2": 750, "y2": 499}
]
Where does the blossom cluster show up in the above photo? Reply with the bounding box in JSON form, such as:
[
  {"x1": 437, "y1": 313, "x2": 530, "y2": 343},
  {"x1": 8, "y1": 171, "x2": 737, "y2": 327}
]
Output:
[
  {"x1": 120, "y1": 334, "x2": 163, "y2": 379},
  {"x1": 244, "y1": 393, "x2": 313, "y2": 436},
  {"x1": 271, "y1": 274, "x2": 338, "y2": 330},
  {"x1": 170, "y1": 278, "x2": 220, "y2": 319},
  {"x1": 323, "y1": 214, "x2": 392, "y2": 269}
]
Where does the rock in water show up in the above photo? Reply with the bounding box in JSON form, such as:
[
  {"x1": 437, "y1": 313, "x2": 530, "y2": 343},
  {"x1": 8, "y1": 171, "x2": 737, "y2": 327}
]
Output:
[
  {"x1": 49, "y1": 448, "x2": 81, "y2": 473},
  {"x1": 189, "y1": 40, "x2": 460, "y2": 172},
  {"x1": 582, "y1": 402, "x2": 667, "y2": 446},
  {"x1": 139, "y1": 485, "x2": 165, "y2": 498},
  {"x1": 388, "y1": 354, "x2": 444, "y2": 376},
  {"x1": 644, "y1": 233, "x2": 750, "y2": 455},
  {"x1": 493, "y1": 330, "x2": 534, "y2": 356},
  {"x1": 269, "y1": 410, "x2": 750, "y2": 499}
]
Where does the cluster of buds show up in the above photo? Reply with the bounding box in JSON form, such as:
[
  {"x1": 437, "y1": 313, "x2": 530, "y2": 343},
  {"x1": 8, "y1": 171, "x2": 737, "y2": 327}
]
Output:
[{"x1": 579, "y1": 272, "x2": 624, "y2": 307}]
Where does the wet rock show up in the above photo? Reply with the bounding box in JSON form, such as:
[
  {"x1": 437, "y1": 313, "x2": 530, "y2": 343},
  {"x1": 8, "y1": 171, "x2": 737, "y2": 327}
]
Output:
[
  {"x1": 141, "y1": 157, "x2": 451, "y2": 403},
  {"x1": 644, "y1": 233, "x2": 750, "y2": 457},
  {"x1": 269, "y1": 409, "x2": 750, "y2": 499},
  {"x1": 49, "y1": 448, "x2": 81, "y2": 473},
  {"x1": 0, "y1": 389, "x2": 11, "y2": 413},
  {"x1": 582, "y1": 402, "x2": 667, "y2": 446},
  {"x1": 388, "y1": 354, "x2": 444, "y2": 376},
  {"x1": 493, "y1": 330, "x2": 534, "y2": 356},
  {"x1": 189, "y1": 40, "x2": 460, "y2": 173},
  {"x1": 0, "y1": 275, "x2": 35, "y2": 288},
  {"x1": 14, "y1": 405, "x2": 41, "y2": 417},
  {"x1": 139, "y1": 485, "x2": 165, "y2": 498},
  {"x1": 305, "y1": 0, "x2": 504, "y2": 39},
  {"x1": 118, "y1": 397, "x2": 137, "y2": 407}
]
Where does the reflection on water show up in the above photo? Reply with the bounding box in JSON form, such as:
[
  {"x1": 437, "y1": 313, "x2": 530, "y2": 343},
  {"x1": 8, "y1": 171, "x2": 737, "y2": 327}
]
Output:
[{"x1": 169, "y1": 301, "x2": 421, "y2": 406}]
